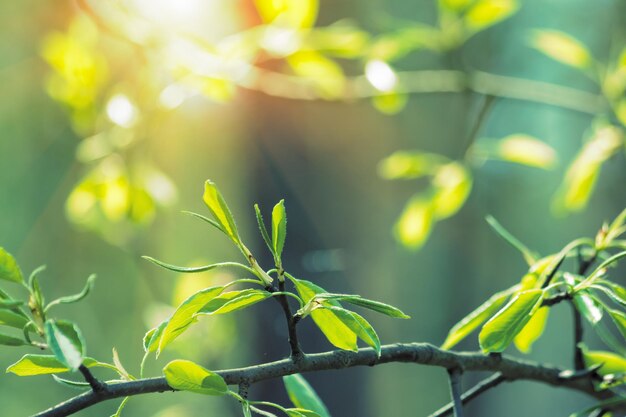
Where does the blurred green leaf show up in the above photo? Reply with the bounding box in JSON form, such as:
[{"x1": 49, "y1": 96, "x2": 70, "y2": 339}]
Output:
[
  {"x1": 0, "y1": 247, "x2": 23, "y2": 284},
  {"x1": 378, "y1": 151, "x2": 447, "y2": 180},
  {"x1": 441, "y1": 286, "x2": 516, "y2": 350},
  {"x1": 306, "y1": 22, "x2": 370, "y2": 58},
  {"x1": 0, "y1": 333, "x2": 27, "y2": 346},
  {"x1": 163, "y1": 359, "x2": 228, "y2": 395},
  {"x1": 196, "y1": 289, "x2": 272, "y2": 315},
  {"x1": 45, "y1": 274, "x2": 96, "y2": 312},
  {"x1": 464, "y1": 0, "x2": 519, "y2": 32},
  {"x1": 0, "y1": 310, "x2": 29, "y2": 329},
  {"x1": 497, "y1": 134, "x2": 557, "y2": 169},
  {"x1": 45, "y1": 320, "x2": 86, "y2": 371},
  {"x1": 283, "y1": 374, "x2": 331, "y2": 417},
  {"x1": 272, "y1": 200, "x2": 287, "y2": 261},
  {"x1": 479, "y1": 289, "x2": 544, "y2": 353},
  {"x1": 531, "y1": 30, "x2": 591, "y2": 69},
  {"x1": 372, "y1": 92, "x2": 408, "y2": 115},
  {"x1": 287, "y1": 51, "x2": 345, "y2": 98},
  {"x1": 254, "y1": 0, "x2": 318, "y2": 29},
  {"x1": 513, "y1": 306, "x2": 549, "y2": 353},
  {"x1": 582, "y1": 347, "x2": 626, "y2": 377},
  {"x1": 393, "y1": 195, "x2": 434, "y2": 250},
  {"x1": 203, "y1": 180, "x2": 242, "y2": 246},
  {"x1": 157, "y1": 286, "x2": 225, "y2": 355},
  {"x1": 431, "y1": 162, "x2": 472, "y2": 219},
  {"x1": 369, "y1": 24, "x2": 441, "y2": 61}
]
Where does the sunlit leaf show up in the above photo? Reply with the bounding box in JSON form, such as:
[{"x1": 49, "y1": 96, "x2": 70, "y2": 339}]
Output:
[
  {"x1": 378, "y1": 151, "x2": 446, "y2": 180},
  {"x1": 497, "y1": 134, "x2": 557, "y2": 169},
  {"x1": 441, "y1": 286, "x2": 516, "y2": 350},
  {"x1": 203, "y1": 180, "x2": 242, "y2": 246},
  {"x1": 7, "y1": 355, "x2": 98, "y2": 376},
  {"x1": 608, "y1": 309, "x2": 626, "y2": 340},
  {"x1": 158, "y1": 286, "x2": 225, "y2": 355},
  {"x1": 283, "y1": 374, "x2": 331, "y2": 417},
  {"x1": 465, "y1": 0, "x2": 519, "y2": 32},
  {"x1": 369, "y1": 25, "x2": 441, "y2": 61},
  {"x1": 272, "y1": 200, "x2": 287, "y2": 261},
  {"x1": 372, "y1": 92, "x2": 408, "y2": 115},
  {"x1": 306, "y1": 23, "x2": 370, "y2": 58},
  {"x1": 431, "y1": 162, "x2": 472, "y2": 219},
  {"x1": 163, "y1": 359, "x2": 228, "y2": 396},
  {"x1": 439, "y1": 0, "x2": 475, "y2": 12},
  {"x1": 514, "y1": 306, "x2": 549, "y2": 353},
  {"x1": 322, "y1": 306, "x2": 381, "y2": 355},
  {"x1": 393, "y1": 195, "x2": 434, "y2": 250},
  {"x1": 196, "y1": 289, "x2": 272, "y2": 315},
  {"x1": 552, "y1": 125, "x2": 623, "y2": 214},
  {"x1": 45, "y1": 320, "x2": 86, "y2": 371},
  {"x1": 582, "y1": 347, "x2": 626, "y2": 377},
  {"x1": 143, "y1": 321, "x2": 167, "y2": 353},
  {"x1": 254, "y1": 0, "x2": 318, "y2": 29},
  {"x1": 616, "y1": 99, "x2": 626, "y2": 127},
  {"x1": 287, "y1": 51, "x2": 345, "y2": 98},
  {"x1": 0, "y1": 247, "x2": 23, "y2": 284},
  {"x1": 254, "y1": 204, "x2": 274, "y2": 257},
  {"x1": 531, "y1": 30, "x2": 591, "y2": 69},
  {"x1": 312, "y1": 293, "x2": 409, "y2": 319},
  {"x1": 290, "y1": 277, "x2": 357, "y2": 351},
  {"x1": 479, "y1": 289, "x2": 544, "y2": 353}
]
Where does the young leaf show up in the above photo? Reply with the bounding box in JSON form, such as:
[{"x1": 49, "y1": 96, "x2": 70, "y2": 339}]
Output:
[
  {"x1": 283, "y1": 374, "x2": 331, "y2": 417},
  {"x1": 572, "y1": 290, "x2": 603, "y2": 325},
  {"x1": 485, "y1": 216, "x2": 537, "y2": 265},
  {"x1": 582, "y1": 347, "x2": 626, "y2": 377},
  {"x1": 203, "y1": 180, "x2": 242, "y2": 246},
  {"x1": 6, "y1": 355, "x2": 100, "y2": 376},
  {"x1": 181, "y1": 210, "x2": 225, "y2": 234},
  {"x1": 163, "y1": 359, "x2": 228, "y2": 395},
  {"x1": 479, "y1": 289, "x2": 544, "y2": 353},
  {"x1": 142, "y1": 257, "x2": 253, "y2": 275},
  {"x1": 531, "y1": 30, "x2": 591, "y2": 69},
  {"x1": 394, "y1": 195, "x2": 433, "y2": 250},
  {"x1": 157, "y1": 286, "x2": 225, "y2": 355},
  {"x1": 289, "y1": 277, "x2": 357, "y2": 351},
  {"x1": 52, "y1": 374, "x2": 91, "y2": 390},
  {"x1": 272, "y1": 200, "x2": 287, "y2": 260},
  {"x1": 0, "y1": 332, "x2": 27, "y2": 346},
  {"x1": 0, "y1": 309, "x2": 29, "y2": 329},
  {"x1": 608, "y1": 309, "x2": 626, "y2": 340},
  {"x1": 143, "y1": 321, "x2": 167, "y2": 353},
  {"x1": 323, "y1": 306, "x2": 381, "y2": 355},
  {"x1": 312, "y1": 293, "x2": 410, "y2": 319},
  {"x1": 196, "y1": 289, "x2": 272, "y2": 315},
  {"x1": 0, "y1": 247, "x2": 24, "y2": 284},
  {"x1": 45, "y1": 274, "x2": 96, "y2": 311},
  {"x1": 441, "y1": 286, "x2": 516, "y2": 350},
  {"x1": 45, "y1": 320, "x2": 86, "y2": 371},
  {"x1": 513, "y1": 306, "x2": 549, "y2": 353},
  {"x1": 496, "y1": 134, "x2": 557, "y2": 169},
  {"x1": 254, "y1": 204, "x2": 274, "y2": 257},
  {"x1": 464, "y1": 0, "x2": 519, "y2": 32},
  {"x1": 287, "y1": 409, "x2": 322, "y2": 417}
]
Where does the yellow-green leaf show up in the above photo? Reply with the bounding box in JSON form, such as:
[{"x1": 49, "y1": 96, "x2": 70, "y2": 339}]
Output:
[
  {"x1": 196, "y1": 289, "x2": 272, "y2": 315},
  {"x1": 497, "y1": 134, "x2": 557, "y2": 169},
  {"x1": 202, "y1": 180, "x2": 241, "y2": 246},
  {"x1": 394, "y1": 195, "x2": 434, "y2": 250},
  {"x1": 441, "y1": 286, "x2": 515, "y2": 350},
  {"x1": 514, "y1": 306, "x2": 549, "y2": 353},
  {"x1": 6, "y1": 355, "x2": 100, "y2": 376},
  {"x1": 465, "y1": 0, "x2": 519, "y2": 32},
  {"x1": 163, "y1": 359, "x2": 228, "y2": 395},
  {"x1": 323, "y1": 306, "x2": 381, "y2": 355},
  {"x1": 0, "y1": 247, "x2": 23, "y2": 284},
  {"x1": 254, "y1": 0, "x2": 318, "y2": 29},
  {"x1": 158, "y1": 286, "x2": 225, "y2": 355},
  {"x1": 378, "y1": 151, "x2": 447, "y2": 180},
  {"x1": 582, "y1": 348, "x2": 626, "y2": 377},
  {"x1": 431, "y1": 162, "x2": 472, "y2": 219},
  {"x1": 479, "y1": 289, "x2": 544, "y2": 353},
  {"x1": 272, "y1": 200, "x2": 287, "y2": 260},
  {"x1": 531, "y1": 30, "x2": 591, "y2": 69},
  {"x1": 283, "y1": 374, "x2": 331, "y2": 417}
]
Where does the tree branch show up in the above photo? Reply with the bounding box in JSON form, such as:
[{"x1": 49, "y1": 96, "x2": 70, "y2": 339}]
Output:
[
  {"x1": 446, "y1": 368, "x2": 465, "y2": 417},
  {"x1": 429, "y1": 373, "x2": 506, "y2": 417},
  {"x1": 32, "y1": 343, "x2": 620, "y2": 417},
  {"x1": 269, "y1": 279, "x2": 303, "y2": 359}
]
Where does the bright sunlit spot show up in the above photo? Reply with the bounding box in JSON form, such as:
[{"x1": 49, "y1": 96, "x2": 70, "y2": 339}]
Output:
[
  {"x1": 106, "y1": 94, "x2": 138, "y2": 128},
  {"x1": 365, "y1": 60, "x2": 398, "y2": 92}
]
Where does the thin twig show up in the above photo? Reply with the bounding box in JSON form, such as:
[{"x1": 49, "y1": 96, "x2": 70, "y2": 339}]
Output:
[
  {"x1": 270, "y1": 280, "x2": 302, "y2": 359},
  {"x1": 447, "y1": 368, "x2": 465, "y2": 417},
  {"x1": 32, "y1": 343, "x2": 620, "y2": 417},
  {"x1": 429, "y1": 373, "x2": 506, "y2": 417}
]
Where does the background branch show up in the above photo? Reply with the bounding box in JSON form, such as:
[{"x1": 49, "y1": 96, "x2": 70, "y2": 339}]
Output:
[
  {"x1": 429, "y1": 373, "x2": 506, "y2": 417},
  {"x1": 33, "y1": 343, "x2": 619, "y2": 417}
]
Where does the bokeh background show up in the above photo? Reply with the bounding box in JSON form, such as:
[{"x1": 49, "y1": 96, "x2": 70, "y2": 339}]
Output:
[{"x1": 1, "y1": 0, "x2": 625, "y2": 416}]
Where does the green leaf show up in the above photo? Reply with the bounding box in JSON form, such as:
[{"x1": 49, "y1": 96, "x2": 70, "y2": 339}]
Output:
[
  {"x1": 52, "y1": 374, "x2": 91, "y2": 389},
  {"x1": 322, "y1": 306, "x2": 381, "y2": 355},
  {"x1": 0, "y1": 247, "x2": 23, "y2": 284},
  {"x1": 143, "y1": 321, "x2": 167, "y2": 353},
  {"x1": 45, "y1": 274, "x2": 96, "y2": 311},
  {"x1": 531, "y1": 30, "x2": 591, "y2": 69},
  {"x1": 254, "y1": 204, "x2": 274, "y2": 257},
  {"x1": 202, "y1": 180, "x2": 242, "y2": 246},
  {"x1": 571, "y1": 289, "x2": 603, "y2": 325},
  {"x1": 158, "y1": 286, "x2": 225, "y2": 355},
  {"x1": 6, "y1": 355, "x2": 100, "y2": 376},
  {"x1": 486, "y1": 216, "x2": 537, "y2": 265},
  {"x1": 430, "y1": 162, "x2": 472, "y2": 220},
  {"x1": 441, "y1": 286, "x2": 516, "y2": 350},
  {"x1": 582, "y1": 347, "x2": 626, "y2": 377},
  {"x1": 45, "y1": 320, "x2": 86, "y2": 371},
  {"x1": 0, "y1": 309, "x2": 29, "y2": 329},
  {"x1": 283, "y1": 374, "x2": 331, "y2": 417},
  {"x1": 496, "y1": 134, "x2": 557, "y2": 170},
  {"x1": 286, "y1": 409, "x2": 322, "y2": 417},
  {"x1": 464, "y1": 0, "x2": 519, "y2": 32},
  {"x1": 608, "y1": 309, "x2": 626, "y2": 341},
  {"x1": 393, "y1": 195, "x2": 434, "y2": 250},
  {"x1": 312, "y1": 293, "x2": 409, "y2": 319},
  {"x1": 142, "y1": 257, "x2": 252, "y2": 274},
  {"x1": 0, "y1": 299, "x2": 24, "y2": 308},
  {"x1": 181, "y1": 210, "x2": 225, "y2": 234},
  {"x1": 513, "y1": 306, "x2": 549, "y2": 353},
  {"x1": 0, "y1": 332, "x2": 27, "y2": 346},
  {"x1": 272, "y1": 200, "x2": 287, "y2": 260},
  {"x1": 479, "y1": 289, "x2": 544, "y2": 353},
  {"x1": 163, "y1": 359, "x2": 228, "y2": 395},
  {"x1": 196, "y1": 289, "x2": 272, "y2": 315},
  {"x1": 377, "y1": 151, "x2": 446, "y2": 180},
  {"x1": 289, "y1": 276, "x2": 357, "y2": 350}
]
